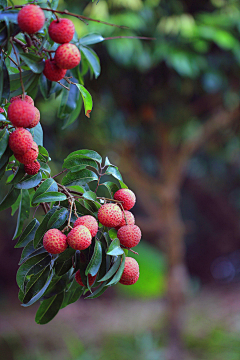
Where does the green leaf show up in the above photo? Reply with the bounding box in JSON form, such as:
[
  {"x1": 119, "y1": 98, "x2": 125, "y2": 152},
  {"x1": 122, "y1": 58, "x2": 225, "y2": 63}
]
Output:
[
  {"x1": 32, "y1": 178, "x2": 58, "y2": 204},
  {"x1": 0, "y1": 127, "x2": 8, "y2": 158},
  {"x1": 0, "y1": 1, "x2": 7, "y2": 9},
  {"x1": 75, "y1": 84, "x2": 92, "y2": 118},
  {"x1": 62, "y1": 169, "x2": 98, "y2": 187},
  {"x1": 19, "y1": 53, "x2": 44, "y2": 74},
  {"x1": 33, "y1": 191, "x2": 67, "y2": 204},
  {"x1": 74, "y1": 199, "x2": 95, "y2": 217},
  {"x1": 19, "y1": 243, "x2": 47, "y2": 265},
  {"x1": 15, "y1": 172, "x2": 42, "y2": 190},
  {"x1": 82, "y1": 190, "x2": 97, "y2": 201},
  {"x1": 61, "y1": 281, "x2": 84, "y2": 308},
  {"x1": 55, "y1": 257, "x2": 72, "y2": 276},
  {"x1": 58, "y1": 80, "x2": 82, "y2": 128},
  {"x1": 39, "y1": 161, "x2": 51, "y2": 175},
  {"x1": 85, "y1": 240, "x2": 102, "y2": 276},
  {"x1": 33, "y1": 207, "x2": 57, "y2": 248},
  {"x1": 9, "y1": 165, "x2": 25, "y2": 184},
  {"x1": 79, "y1": 33, "x2": 104, "y2": 46},
  {"x1": 0, "y1": 186, "x2": 20, "y2": 211},
  {"x1": 105, "y1": 166, "x2": 123, "y2": 181},
  {"x1": 107, "y1": 253, "x2": 125, "y2": 286},
  {"x1": 29, "y1": 123, "x2": 43, "y2": 146},
  {"x1": 85, "y1": 281, "x2": 108, "y2": 299},
  {"x1": 47, "y1": 207, "x2": 68, "y2": 229},
  {"x1": 13, "y1": 189, "x2": 30, "y2": 239},
  {"x1": 63, "y1": 155, "x2": 98, "y2": 171},
  {"x1": 42, "y1": 273, "x2": 70, "y2": 300},
  {"x1": 80, "y1": 46, "x2": 101, "y2": 79},
  {"x1": 62, "y1": 94, "x2": 82, "y2": 130},
  {"x1": 35, "y1": 292, "x2": 64, "y2": 324},
  {"x1": 65, "y1": 149, "x2": 102, "y2": 164},
  {"x1": 15, "y1": 218, "x2": 40, "y2": 248},
  {"x1": 0, "y1": 60, "x2": 10, "y2": 100},
  {"x1": 98, "y1": 256, "x2": 121, "y2": 282},
  {"x1": 107, "y1": 238, "x2": 124, "y2": 256},
  {"x1": 22, "y1": 265, "x2": 50, "y2": 304}
]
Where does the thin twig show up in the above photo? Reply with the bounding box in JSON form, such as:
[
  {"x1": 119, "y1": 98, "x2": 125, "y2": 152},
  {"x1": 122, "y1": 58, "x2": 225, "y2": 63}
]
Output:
[
  {"x1": 52, "y1": 169, "x2": 68, "y2": 178},
  {"x1": 2, "y1": 49, "x2": 19, "y2": 67},
  {"x1": 121, "y1": 245, "x2": 139, "y2": 255}
]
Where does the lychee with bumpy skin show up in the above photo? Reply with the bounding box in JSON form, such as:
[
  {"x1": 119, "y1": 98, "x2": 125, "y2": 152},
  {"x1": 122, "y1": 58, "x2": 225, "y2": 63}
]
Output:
[
  {"x1": 115, "y1": 211, "x2": 135, "y2": 230},
  {"x1": 117, "y1": 225, "x2": 141, "y2": 248},
  {"x1": 14, "y1": 141, "x2": 39, "y2": 164},
  {"x1": 28, "y1": 107, "x2": 40, "y2": 129},
  {"x1": 114, "y1": 189, "x2": 136, "y2": 210},
  {"x1": 119, "y1": 257, "x2": 139, "y2": 285},
  {"x1": 9, "y1": 128, "x2": 33, "y2": 155},
  {"x1": 67, "y1": 225, "x2": 92, "y2": 250},
  {"x1": 75, "y1": 270, "x2": 97, "y2": 287},
  {"x1": 74, "y1": 215, "x2": 98, "y2": 237},
  {"x1": 8, "y1": 100, "x2": 35, "y2": 128},
  {"x1": 17, "y1": 5, "x2": 45, "y2": 34},
  {"x1": 48, "y1": 18, "x2": 75, "y2": 44},
  {"x1": 43, "y1": 228, "x2": 67, "y2": 254},
  {"x1": 55, "y1": 43, "x2": 81, "y2": 69},
  {"x1": 24, "y1": 161, "x2": 40, "y2": 175},
  {"x1": 10, "y1": 95, "x2": 34, "y2": 106},
  {"x1": 43, "y1": 59, "x2": 67, "y2": 82},
  {"x1": 98, "y1": 203, "x2": 123, "y2": 228}
]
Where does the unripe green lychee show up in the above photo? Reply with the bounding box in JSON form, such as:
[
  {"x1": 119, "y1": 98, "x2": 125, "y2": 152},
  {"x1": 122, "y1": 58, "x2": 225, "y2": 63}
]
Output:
[
  {"x1": 28, "y1": 107, "x2": 40, "y2": 129},
  {"x1": 9, "y1": 128, "x2": 33, "y2": 155},
  {"x1": 74, "y1": 215, "x2": 98, "y2": 237},
  {"x1": 55, "y1": 43, "x2": 81, "y2": 69},
  {"x1": 117, "y1": 225, "x2": 141, "y2": 248},
  {"x1": 43, "y1": 59, "x2": 67, "y2": 82},
  {"x1": 24, "y1": 161, "x2": 40, "y2": 175},
  {"x1": 48, "y1": 18, "x2": 75, "y2": 44},
  {"x1": 8, "y1": 100, "x2": 35, "y2": 128},
  {"x1": 14, "y1": 141, "x2": 39, "y2": 164},
  {"x1": 115, "y1": 211, "x2": 135, "y2": 230},
  {"x1": 17, "y1": 5, "x2": 45, "y2": 34},
  {"x1": 43, "y1": 228, "x2": 67, "y2": 254},
  {"x1": 114, "y1": 189, "x2": 136, "y2": 210},
  {"x1": 75, "y1": 270, "x2": 97, "y2": 287},
  {"x1": 10, "y1": 95, "x2": 34, "y2": 106},
  {"x1": 98, "y1": 203, "x2": 123, "y2": 228},
  {"x1": 67, "y1": 225, "x2": 92, "y2": 250},
  {"x1": 119, "y1": 257, "x2": 139, "y2": 285}
]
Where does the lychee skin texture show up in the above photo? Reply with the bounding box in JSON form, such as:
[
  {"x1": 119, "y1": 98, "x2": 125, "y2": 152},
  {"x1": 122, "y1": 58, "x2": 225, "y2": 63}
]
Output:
[
  {"x1": 98, "y1": 203, "x2": 123, "y2": 228},
  {"x1": 67, "y1": 225, "x2": 92, "y2": 251},
  {"x1": 8, "y1": 100, "x2": 35, "y2": 128},
  {"x1": 43, "y1": 59, "x2": 67, "y2": 82},
  {"x1": 74, "y1": 215, "x2": 98, "y2": 237},
  {"x1": 24, "y1": 161, "x2": 40, "y2": 175},
  {"x1": 9, "y1": 128, "x2": 33, "y2": 155},
  {"x1": 117, "y1": 225, "x2": 141, "y2": 248},
  {"x1": 28, "y1": 107, "x2": 40, "y2": 129},
  {"x1": 43, "y1": 228, "x2": 67, "y2": 255},
  {"x1": 17, "y1": 5, "x2": 45, "y2": 34},
  {"x1": 119, "y1": 257, "x2": 139, "y2": 285},
  {"x1": 114, "y1": 189, "x2": 136, "y2": 210},
  {"x1": 115, "y1": 211, "x2": 135, "y2": 230},
  {"x1": 75, "y1": 270, "x2": 97, "y2": 287},
  {"x1": 55, "y1": 43, "x2": 81, "y2": 69},
  {"x1": 10, "y1": 95, "x2": 34, "y2": 106},
  {"x1": 48, "y1": 18, "x2": 75, "y2": 44},
  {"x1": 14, "y1": 141, "x2": 39, "y2": 164}
]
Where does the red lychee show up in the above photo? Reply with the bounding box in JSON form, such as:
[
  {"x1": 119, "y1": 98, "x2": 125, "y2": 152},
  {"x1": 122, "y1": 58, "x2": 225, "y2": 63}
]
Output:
[
  {"x1": 43, "y1": 228, "x2": 67, "y2": 254},
  {"x1": 0, "y1": 107, "x2": 4, "y2": 113},
  {"x1": 8, "y1": 100, "x2": 35, "y2": 128},
  {"x1": 9, "y1": 128, "x2": 33, "y2": 155},
  {"x1": 119, "y1": 257, "x2": 139, "y2": 285},
  {"x1": 17, "y1": 5, "x2": 45, "y2": 34},
  {"x1": 67, "y1": 225, "x2": 92, "y2": 250},
  {"x1": 114, "y1": 189, "x2": 136, "y2": 210},
  {"x1": 24, "y1": 161, "x2": 40, "y2": 175},
  {"x1": 74, "y1": 215, "x2": 98, "y2": 237},
  {"x1": 55, "y1": 43, "x2": 81, "y2": 69},
  {"x1": 28, "y1": 107, "x2": 40, "y2": 129},
  {"x1": 10, "y1": 95, "x2": 34, "y2": 106},
  {"x1": 115, "y1": 211, "x2": 135, "y2": 230},
  {"x1": 117, "y1": 225, "x2": 141, "y2": 248},
  {"x1": 14, "y1": 141, "x2": 39, "y2": 164},
  {"x1": 43, "y1": 59, "x2": 67, "y2": 82},
  {"x1": 98, "y1": 203, "x2": 123, "y2": 228},
  {"x1": 48, "y1": 18, "x2": 75, "y2": 44},
  {"x1": 75, "y1": 270, "x2": 97, "y2": 287}
]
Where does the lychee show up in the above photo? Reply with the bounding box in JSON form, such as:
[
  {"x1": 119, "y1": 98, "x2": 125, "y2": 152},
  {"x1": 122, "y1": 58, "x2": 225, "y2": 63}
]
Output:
[
  {"x1": 17, "y1": 5, "x2": 45, "y2": 34},
  {"x1": 98, "y1": 203, "x2": 123, "y2": 228},
  {"x1": 28, "y1": 107, "x2": 40, "y2": 129},
  {"x1": 115, "y1": 211, "x2": 135, "y2": 230},
  {"x1": 67, "y1": 225, "x2": 92, "y2": 250},
  {"x1": 14, "y1": 141, "x2": 39, "y2": 164},
  {"x1": 9, "y1": 128, "x2": 33, "y2": 155},
  {"x1": 0, "y1": 107, "x2": 4, "y2": 113},
  {"x1": 10, "y1": 95, "x2": 34, "y2": 106},
  {"x1": 43, "y1": 228, "x2": 67, "y2": 254},
  {"x1": 43, "y1": 59, "x2": 67, "y2": 82},
  {"x1": 8, "y1": 100, "x2": 35, "y2": 128},
  {"x1": 117, "y1": 225, "x2": 141, "y2": 248},
  {"x1": 24, "y1": 161, "x2": 40, "y2": 175},
  {"x1": 48, "y1": 18, "x2": 75, "y2": 44},
  {"x1": 55, "y1": 43, "x2": 81, "y2": 69},
  {"x1": 74, "y1": 215, "x2": 98, "y2": 237},
  {"x1": 114, "y1": 189, "x2": 136, "y2": 210},
  {"x1": 75, "y1": 270, "x2": 97, "y2": 287},
  {"x1": 119, "y1": 257, "x2": 139, "y2": 285}
]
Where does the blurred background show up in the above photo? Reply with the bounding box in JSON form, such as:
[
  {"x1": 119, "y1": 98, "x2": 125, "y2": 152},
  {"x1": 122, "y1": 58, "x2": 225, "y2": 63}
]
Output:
[{"x1": 1, "y1": 0, "x2": 240, "y2": 359}]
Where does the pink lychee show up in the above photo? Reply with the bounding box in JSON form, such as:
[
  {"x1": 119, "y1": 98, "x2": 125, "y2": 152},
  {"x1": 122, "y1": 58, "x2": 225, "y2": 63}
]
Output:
[
  {"x1": 24, "y1": 161, "x2": 40, "y2": 175},
  {"x1": 43, "y1": 59, "x2": 67, "y2": 82},
  {"x1": 8, "y1": 100, "x2": 35, "y2": 128},
  {"x1": 115, "y1": 211, "x2": 135, "y2": 230},
  {"x1": 43, "y1": 228, "x2": 67, "y2": 254},
  {"x1": 74, "y1": 215, "x2": 98, "y2": 237},
  {"x1": 9, "y1": 128, "x2": 33, "y2": 155},
  {"x1": 55, "y1": 43, "x2": 81, "y2": 69},
  {"x1": 114, "y1": 189, "x2": 136, "y2": 210},
  {"x1": 17, "y1": 5, "x2": 45, "y2": 34},
  {"x1": 98, "y1": 203, "x2": 123, "y2": 228},
  {"x1": 117, "y1": 225, "x2": 141, "y2": 248},
  {"x1": 119, "y1": 257, "x2": 139, "y2": 285},
  {"x1": 48, "y1": 18, "x2": 75, "y2": 44},
  {"x1": 67, "y1": 225, "x2": 92, "y2": 250}
]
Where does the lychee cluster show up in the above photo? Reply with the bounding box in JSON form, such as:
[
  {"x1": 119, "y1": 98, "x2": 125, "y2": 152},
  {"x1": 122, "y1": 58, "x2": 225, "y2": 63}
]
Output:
[{"x1": 8, "y1": 95, "x2": 40, "y2": 175}]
